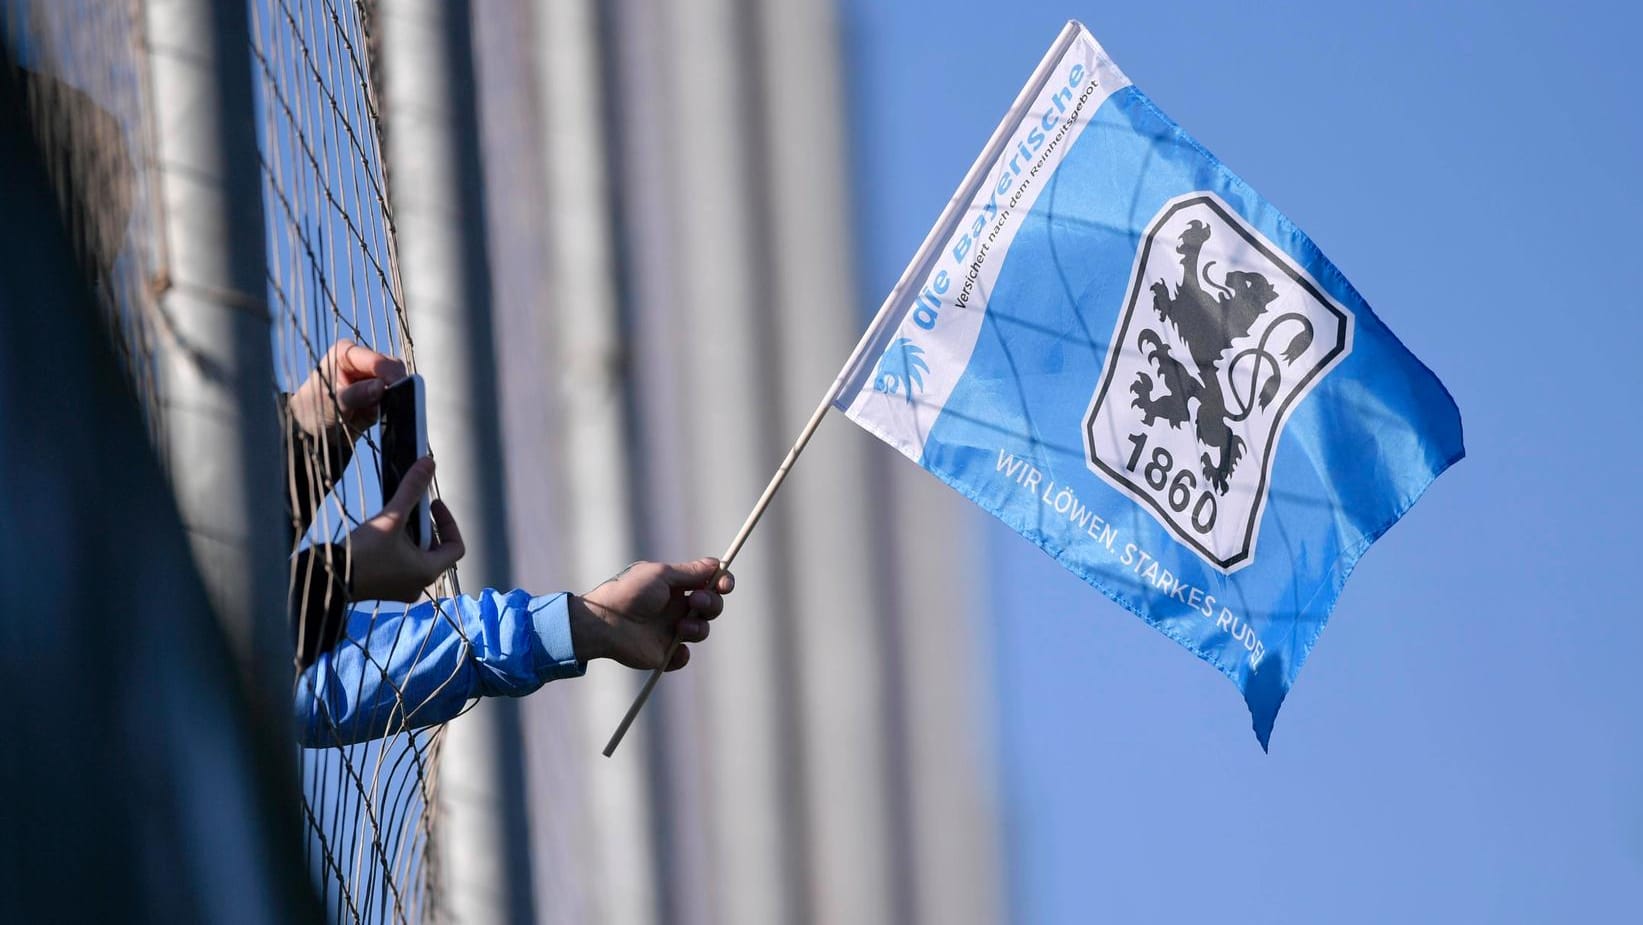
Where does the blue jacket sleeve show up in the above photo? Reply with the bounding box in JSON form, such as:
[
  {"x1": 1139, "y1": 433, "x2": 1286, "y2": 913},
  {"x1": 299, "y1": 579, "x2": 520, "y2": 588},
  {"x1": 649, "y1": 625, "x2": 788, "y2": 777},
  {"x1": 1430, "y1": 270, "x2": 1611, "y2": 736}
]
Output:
[{"x1": 293, "y1": 588, "x2": 585, "y2": 748}]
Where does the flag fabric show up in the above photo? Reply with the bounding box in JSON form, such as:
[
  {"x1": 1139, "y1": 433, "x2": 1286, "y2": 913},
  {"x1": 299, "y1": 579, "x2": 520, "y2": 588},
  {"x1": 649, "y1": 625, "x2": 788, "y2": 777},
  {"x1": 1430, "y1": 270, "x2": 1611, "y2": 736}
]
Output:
[{"x1": 836, "y1": 22, "x2": 1463, "y2": 748}]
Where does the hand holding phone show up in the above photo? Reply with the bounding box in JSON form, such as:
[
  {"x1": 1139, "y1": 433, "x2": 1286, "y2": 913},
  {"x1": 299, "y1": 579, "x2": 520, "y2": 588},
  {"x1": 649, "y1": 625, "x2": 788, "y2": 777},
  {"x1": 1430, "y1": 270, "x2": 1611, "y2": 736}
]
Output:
[{"x1": 379, "y1": 374, "x2": 431, "y2": 549}]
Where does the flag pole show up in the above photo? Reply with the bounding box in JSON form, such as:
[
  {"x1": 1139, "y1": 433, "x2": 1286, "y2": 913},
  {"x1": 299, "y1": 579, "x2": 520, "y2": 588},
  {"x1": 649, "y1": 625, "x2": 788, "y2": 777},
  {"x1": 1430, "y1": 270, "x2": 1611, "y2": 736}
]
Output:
[
  {"x1": 602, "y1": 21, "x2": 1084, "y2": 756},
  {"x1": 601, "y1": 391, "x2": 833, "y2": 757},
  {"x1": 602, "y1": 283, "x2": 900, "y2": 757}
]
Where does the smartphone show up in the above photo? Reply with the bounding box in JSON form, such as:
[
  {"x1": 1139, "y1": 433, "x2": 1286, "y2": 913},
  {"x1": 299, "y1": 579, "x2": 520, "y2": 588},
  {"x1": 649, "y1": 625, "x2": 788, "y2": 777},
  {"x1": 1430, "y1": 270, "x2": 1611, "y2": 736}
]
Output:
[{"x1": 379, "y1": 374, "x2": 431, "y2": 549}]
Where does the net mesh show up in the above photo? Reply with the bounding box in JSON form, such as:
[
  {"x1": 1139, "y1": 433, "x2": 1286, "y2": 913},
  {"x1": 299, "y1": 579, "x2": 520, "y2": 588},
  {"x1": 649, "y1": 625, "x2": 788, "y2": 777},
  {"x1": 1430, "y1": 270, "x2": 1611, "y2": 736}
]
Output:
[
  {"x1": 5, "y1": 1, "x2": 461, "y2": 920},
  {"x1": 252, "y1": 0, "x2": 459, "y2": 921}
]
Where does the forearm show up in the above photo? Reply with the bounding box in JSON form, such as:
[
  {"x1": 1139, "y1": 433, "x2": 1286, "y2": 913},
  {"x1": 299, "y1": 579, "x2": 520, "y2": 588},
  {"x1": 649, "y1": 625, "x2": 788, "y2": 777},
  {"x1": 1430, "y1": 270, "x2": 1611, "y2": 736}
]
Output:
[
  {"x1": 291, "y1": 543, "x2": 350, "y2": 670},
  {"x1": 279, "y1": 393, "x2": 357, "y2": 537},
  {"x1": 294, "y1": 588, "x2": 585, "y2": 748}
]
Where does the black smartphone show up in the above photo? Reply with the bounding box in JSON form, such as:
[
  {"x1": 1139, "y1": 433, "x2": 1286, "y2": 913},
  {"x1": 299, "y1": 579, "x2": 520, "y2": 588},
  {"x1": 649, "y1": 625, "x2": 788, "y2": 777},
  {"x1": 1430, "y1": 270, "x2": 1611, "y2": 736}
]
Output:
[{"x1": 379, "y1": 374, "x2": 431, "y2": 549}]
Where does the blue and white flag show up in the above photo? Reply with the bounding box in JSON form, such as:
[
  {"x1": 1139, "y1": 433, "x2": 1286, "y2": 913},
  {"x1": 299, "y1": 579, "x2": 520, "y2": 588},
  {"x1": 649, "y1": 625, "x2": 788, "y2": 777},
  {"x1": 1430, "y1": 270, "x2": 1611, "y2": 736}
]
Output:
[{"x1": 836, "y1": 22, "x2": 1463, "y2": 748}]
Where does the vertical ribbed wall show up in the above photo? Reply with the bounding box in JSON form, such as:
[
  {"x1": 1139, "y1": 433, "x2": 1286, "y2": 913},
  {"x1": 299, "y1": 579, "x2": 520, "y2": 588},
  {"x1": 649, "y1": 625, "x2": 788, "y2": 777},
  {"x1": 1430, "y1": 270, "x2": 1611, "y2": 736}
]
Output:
[
  {"x1": 455, "y1": 1, "x2": 1006, "y2": 921},
  {"x1": 533, "y1": 2, "x2": 662, "y2": 923},
  {"x1": 749, "y1": 2, "x2": 901, "y2": 922},
  {"x1": 376, "y1": 2, "x2": 536, "y2": 922},
  {"x1": 655, "y1": 1, "x2": 807, "y2": 922}
]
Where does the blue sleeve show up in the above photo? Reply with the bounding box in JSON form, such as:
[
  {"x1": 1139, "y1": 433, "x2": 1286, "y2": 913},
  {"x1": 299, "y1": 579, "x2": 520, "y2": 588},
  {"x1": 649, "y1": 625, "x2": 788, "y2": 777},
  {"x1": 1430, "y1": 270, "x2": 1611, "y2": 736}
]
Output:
[{"x1": 293, "y1": 588, "x2": 585, "y2": 748}]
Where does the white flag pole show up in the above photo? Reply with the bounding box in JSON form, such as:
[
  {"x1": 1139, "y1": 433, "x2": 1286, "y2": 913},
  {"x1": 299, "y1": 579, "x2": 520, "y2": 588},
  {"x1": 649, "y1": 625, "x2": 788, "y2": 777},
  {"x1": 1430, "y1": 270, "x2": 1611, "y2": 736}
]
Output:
[
  {"x1": 601, "y1": 392, "x2": 833, "y2": 758},
  {"x1": 602, "y1": 21, "x2": 1084, "y2": 756},
  {"x1": 600, "y1": 346, "x2": 869, "y2": 756}
]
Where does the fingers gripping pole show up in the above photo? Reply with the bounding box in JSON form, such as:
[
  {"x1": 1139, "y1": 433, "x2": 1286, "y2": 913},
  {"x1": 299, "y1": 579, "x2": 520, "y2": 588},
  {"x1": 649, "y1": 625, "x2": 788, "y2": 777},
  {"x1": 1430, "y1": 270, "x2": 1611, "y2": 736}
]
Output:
[
  {"x1": 600, "y1": 148, "x2": 923, "y2": 756},
  {"x1": 601, "y1": 393, "x2": 837, "y2": 756}
]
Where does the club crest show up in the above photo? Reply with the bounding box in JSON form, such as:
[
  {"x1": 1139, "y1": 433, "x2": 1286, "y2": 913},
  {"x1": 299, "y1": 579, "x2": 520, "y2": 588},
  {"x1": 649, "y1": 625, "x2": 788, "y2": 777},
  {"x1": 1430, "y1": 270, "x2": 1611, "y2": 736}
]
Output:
[{"x1": 1084, "y1": 194, "x2": 1353, "y2": 571}]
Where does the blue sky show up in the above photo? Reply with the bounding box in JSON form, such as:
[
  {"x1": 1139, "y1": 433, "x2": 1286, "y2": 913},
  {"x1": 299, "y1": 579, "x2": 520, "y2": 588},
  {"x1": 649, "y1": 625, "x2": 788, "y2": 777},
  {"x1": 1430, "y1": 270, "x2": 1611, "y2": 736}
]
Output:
[{"x1": 840, "y1": 1, "x2": 1642, "y2": 921}]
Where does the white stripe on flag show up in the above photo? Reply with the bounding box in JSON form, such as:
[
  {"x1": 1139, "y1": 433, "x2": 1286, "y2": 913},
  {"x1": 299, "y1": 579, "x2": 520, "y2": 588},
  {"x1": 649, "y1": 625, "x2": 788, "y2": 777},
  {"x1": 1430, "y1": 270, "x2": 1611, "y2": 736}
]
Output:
[{"x1": 839, "y1": 23, "x2": 1129, "y2": 465}]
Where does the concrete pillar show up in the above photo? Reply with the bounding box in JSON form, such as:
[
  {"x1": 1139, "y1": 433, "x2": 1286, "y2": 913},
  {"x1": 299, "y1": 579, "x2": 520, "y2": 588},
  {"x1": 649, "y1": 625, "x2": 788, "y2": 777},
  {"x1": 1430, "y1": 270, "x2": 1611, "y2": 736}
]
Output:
[
  {"x1": 654, "y1": 1, "x2": 806, "y2": 922},
  {"x1": 750, "y1": 2, "x2": 902, "y2": 922},
  {"x1": 531, "y1": 1, "x2": 660, "y2": 922},
  {"x1": 145, "y1": 0, "x2": 289, "y2": 726}
]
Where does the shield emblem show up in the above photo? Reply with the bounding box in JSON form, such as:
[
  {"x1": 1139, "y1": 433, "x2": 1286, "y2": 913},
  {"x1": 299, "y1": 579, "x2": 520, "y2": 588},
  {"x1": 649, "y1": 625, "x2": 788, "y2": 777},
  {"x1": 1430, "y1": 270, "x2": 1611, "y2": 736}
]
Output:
[{"x1": 1084, "y1": 193, "x2": 1354, "y2": 571}]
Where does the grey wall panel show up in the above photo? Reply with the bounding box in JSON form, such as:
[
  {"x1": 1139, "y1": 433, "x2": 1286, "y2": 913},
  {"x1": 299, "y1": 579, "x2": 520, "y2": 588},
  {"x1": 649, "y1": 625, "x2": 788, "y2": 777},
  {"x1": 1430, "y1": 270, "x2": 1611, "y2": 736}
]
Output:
[
  {"x1": 377, "y1": 2, "x2": 534, "y2": 921},
  {"x1": 750, "y1": 1, "x2": 901, "y2": 922},
  {"x1": 655, "y1": 1, "x2": 807, "y2": 922}
]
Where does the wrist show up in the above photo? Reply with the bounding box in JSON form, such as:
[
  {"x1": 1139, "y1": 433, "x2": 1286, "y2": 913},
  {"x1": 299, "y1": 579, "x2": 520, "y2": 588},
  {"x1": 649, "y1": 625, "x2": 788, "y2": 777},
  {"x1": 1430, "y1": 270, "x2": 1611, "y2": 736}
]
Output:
[{"x1": 567, "y1": 593, "x2": 609, "y2": 662}]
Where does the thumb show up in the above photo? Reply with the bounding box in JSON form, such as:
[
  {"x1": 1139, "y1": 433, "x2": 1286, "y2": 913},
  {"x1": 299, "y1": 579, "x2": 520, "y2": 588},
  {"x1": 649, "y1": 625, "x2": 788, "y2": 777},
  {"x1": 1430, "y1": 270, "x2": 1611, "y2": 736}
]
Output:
[
  {"x1": 336, "y1": 377, "x2": 385, "y2": 417},
  {"x1": 659, "y1": 556, "x2": 721, "y2": 590},
  {"x1": 424, "y1": 499, "x2": 466, "y2": 571},
  {"x1": 383, "y1": 457, "x2": 434, "y2": 521}
]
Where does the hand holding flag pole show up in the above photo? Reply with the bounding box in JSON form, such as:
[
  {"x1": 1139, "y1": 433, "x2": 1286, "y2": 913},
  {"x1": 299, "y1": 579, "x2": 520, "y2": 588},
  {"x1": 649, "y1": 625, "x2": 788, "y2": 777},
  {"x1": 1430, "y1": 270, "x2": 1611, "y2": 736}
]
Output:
[
  {"x1": 601, "y1": 390, "x2": 836, "y2": 757},
  {"x1": 600, "y1": 24, "x2": 1082, "y2": 757},
  {"x1": 600, "y1": 205, "x2": 979, "y2": 756}
]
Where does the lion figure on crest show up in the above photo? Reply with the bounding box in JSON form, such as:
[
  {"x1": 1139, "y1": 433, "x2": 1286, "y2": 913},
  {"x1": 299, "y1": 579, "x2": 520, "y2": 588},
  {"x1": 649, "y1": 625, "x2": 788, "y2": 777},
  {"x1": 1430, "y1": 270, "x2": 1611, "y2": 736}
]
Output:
[{"x1": 1130, "y1": 219, "x2": 1314, "y2": 494}]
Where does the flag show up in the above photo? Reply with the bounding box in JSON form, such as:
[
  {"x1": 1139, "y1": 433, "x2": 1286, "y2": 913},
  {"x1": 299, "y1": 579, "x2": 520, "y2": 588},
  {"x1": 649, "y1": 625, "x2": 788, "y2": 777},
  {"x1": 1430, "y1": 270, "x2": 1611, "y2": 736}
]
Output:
[{"x1": 836, "y1": 22, "x2": 1463, "y2": 748}]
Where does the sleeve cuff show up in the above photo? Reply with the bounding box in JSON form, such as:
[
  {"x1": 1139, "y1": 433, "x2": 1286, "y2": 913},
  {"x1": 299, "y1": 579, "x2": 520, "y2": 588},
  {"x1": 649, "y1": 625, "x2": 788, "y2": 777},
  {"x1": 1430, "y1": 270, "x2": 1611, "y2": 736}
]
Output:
[{"x1": 529, "y1": 591, "x2": 587, "y2": 681}]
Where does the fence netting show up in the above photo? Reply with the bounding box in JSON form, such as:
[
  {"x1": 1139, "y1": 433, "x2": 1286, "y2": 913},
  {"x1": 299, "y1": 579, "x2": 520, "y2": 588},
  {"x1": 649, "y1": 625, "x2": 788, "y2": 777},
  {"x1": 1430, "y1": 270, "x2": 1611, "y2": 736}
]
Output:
[
  {"x1": 5, "y1": 0, "x2": 462, "y2": 921},
  {"x1": 253, "y1": 0, "x2": 465, "y2": 921}
]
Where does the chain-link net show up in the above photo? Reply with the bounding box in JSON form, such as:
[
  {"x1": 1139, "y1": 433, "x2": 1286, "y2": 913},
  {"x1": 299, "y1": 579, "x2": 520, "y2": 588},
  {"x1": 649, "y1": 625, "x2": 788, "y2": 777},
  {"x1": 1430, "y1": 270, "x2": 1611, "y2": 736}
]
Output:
[
  {"x1": 3, "y1": 1, "x2": 461, "y2": 921},
  {"x1": 252, "y1": 0, "x2": 467, "y2": 921}
]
